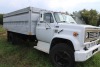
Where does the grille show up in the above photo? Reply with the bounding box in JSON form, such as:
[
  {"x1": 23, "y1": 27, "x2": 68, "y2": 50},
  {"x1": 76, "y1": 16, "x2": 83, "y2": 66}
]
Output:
[
  {"x1": 88, "y1": 32, "x2": 99, "y2": 38},
  {"x1": 85, "y1": 29, "x2": 100, "y2": 42}
]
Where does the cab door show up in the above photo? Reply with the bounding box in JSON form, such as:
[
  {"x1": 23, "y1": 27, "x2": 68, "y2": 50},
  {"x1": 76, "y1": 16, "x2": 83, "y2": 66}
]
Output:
[{"x1": 36, "y1": 12, "x2": 55, "y2": 43}]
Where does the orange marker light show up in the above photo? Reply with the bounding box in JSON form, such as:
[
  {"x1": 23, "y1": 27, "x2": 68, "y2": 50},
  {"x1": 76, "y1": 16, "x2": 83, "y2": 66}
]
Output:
[{"x1": 73, "y1": 32, "x2": 78, "y2": 37}]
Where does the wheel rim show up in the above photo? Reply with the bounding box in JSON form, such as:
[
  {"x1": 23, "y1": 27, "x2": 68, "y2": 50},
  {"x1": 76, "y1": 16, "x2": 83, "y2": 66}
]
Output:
[{"x1": 54, "y1": 51, "x2": 71, "y2": 67}]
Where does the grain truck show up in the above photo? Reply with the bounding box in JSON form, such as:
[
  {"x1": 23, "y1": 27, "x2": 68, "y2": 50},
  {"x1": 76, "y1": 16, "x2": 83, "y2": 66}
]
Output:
[{"x1": 3, "y1": 7, "x2": 100, "y2": 67}]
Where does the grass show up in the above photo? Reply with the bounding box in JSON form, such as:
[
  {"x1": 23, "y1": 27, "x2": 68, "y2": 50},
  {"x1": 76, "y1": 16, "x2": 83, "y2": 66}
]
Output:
[{"x1": 0, "y1": 25, "x2": 100, "y2": 67}]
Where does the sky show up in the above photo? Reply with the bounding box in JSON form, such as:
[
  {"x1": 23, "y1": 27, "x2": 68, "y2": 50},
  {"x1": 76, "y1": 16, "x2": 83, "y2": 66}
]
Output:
[{"x1": 0, "y1": 0, "x2": 100, "y2": 14}]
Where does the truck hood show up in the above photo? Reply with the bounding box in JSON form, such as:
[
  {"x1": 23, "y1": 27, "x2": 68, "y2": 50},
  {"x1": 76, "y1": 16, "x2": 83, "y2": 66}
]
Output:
[
  {"x1": 56, "y1": 23, "x2": 100, "y2": 46},
  {"x1": 57, "y1": 23, "x2": 99, "y2": 30}
]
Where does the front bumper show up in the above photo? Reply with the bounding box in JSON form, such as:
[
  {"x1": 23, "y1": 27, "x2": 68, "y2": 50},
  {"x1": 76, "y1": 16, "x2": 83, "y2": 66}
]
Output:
[{"x1": 75, "y1": 44, "x2": 100, "y2": 62}]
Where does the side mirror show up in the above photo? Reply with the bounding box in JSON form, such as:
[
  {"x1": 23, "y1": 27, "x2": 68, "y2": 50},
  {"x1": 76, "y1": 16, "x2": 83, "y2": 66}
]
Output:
[{"x1": 40, "y1": 14, "x2": 44, "y2": 22}]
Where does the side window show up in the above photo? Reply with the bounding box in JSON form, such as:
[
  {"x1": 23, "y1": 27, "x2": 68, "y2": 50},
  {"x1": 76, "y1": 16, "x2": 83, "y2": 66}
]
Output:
[{"x1": 44, "y1": 13, "x2": 54, "y2": 23}]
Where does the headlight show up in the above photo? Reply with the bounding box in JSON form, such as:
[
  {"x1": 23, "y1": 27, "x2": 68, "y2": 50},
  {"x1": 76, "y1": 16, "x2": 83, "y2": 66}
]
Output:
[
  {"x1": 98, "y1": 40, "x2": 100, "y2": 44},
  {"x1": 98, "y1": 32, "x2": 100, "y2": 37},
  {"x1": 86, "y1": 32, "x2": 89, "y2": 38}
]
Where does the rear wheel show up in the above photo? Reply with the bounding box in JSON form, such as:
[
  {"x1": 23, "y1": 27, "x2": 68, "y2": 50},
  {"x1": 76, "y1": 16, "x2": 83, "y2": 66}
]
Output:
[
  {"x1": 8, "y1": 32, "x2": 37, "y2": 45},
  {"x1": 7, "y1": 31, "x2": 12, "y2": 42},
  {"x1": 8, "y1": 32, "x2": 19, "y2": 45},
  {"x1": 10, "y1": 32, "x2": 16, "y2": 44},
  {"x1": 50, "y1": 43, "x2": 75, "y2": 67}
]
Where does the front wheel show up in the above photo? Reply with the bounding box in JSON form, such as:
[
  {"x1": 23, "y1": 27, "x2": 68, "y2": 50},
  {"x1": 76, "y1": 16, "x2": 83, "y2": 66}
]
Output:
[{"x1": 50, "y1": 43, "x2": 75, "y2": 67}]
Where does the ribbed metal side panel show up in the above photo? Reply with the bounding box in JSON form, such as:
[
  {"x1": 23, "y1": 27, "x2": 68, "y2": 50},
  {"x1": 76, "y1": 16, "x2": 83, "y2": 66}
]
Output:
[{"x1": 3, "y1": 7, "x2": 43, "y2": 35}]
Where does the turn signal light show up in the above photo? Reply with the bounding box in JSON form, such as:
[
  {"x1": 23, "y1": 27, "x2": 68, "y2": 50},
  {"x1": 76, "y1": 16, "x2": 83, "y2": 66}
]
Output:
[{"x1": 73, "y1": 32, "x2": 78, "y2": 37}]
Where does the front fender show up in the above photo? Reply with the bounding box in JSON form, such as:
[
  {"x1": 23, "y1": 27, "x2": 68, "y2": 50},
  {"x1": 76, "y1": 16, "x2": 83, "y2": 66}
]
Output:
[{"x1": 52, "y1": 35, "x2": 81, "y2": 50}]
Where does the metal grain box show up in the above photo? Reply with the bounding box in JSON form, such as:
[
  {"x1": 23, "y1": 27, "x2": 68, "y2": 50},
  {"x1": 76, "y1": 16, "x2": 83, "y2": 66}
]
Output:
[{"x1": 3, "y1": 7, "x2": 42, "y2": 35}]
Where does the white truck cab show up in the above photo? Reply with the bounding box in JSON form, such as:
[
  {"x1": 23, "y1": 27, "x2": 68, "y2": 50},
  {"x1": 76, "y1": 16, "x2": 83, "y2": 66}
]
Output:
[{"x1": 3, "y1": 7, "x2": 100, "y2": 67}]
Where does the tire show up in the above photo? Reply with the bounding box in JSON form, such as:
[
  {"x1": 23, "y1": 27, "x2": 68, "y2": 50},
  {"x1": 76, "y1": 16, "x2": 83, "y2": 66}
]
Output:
[
  {"x1": 50, "y1": 43, "x2": 75, "y2": 67},
  {"x1": 10, "y1": 32, "x2": 15, "y2": 44},
  {"x1": 7, "y1": 31, "x2": 12, "y2": 42},
  {"x1": 10, "y1": 32, "x2": 18, "y2": 45}
]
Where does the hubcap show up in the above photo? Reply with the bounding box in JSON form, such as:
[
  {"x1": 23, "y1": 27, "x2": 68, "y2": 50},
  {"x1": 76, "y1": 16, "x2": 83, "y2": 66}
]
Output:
[{"x1": 55, "y1": 51, "x2": 70, "y2": 67}]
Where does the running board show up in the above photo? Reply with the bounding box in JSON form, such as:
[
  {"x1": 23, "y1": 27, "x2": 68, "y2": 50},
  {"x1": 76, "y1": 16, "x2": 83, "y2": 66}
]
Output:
[{"x1": 34, "y1": 41, "x2": 50, "y2": 54}]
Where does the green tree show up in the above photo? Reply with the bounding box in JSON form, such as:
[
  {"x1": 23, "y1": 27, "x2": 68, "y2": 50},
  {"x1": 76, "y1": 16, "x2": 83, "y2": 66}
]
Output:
[
  {"x1": 89, "y1": 9, "x2": 98, "y2": 26},
  {"x1": 79, "y1": 9, "x2": 99, "y2": 26},
  {"x1": 97, "y1": 14, "x2": 100, "y2": 26},
  {"x1": 80, "y1": 9, "x2": 90, "y2": 24}
]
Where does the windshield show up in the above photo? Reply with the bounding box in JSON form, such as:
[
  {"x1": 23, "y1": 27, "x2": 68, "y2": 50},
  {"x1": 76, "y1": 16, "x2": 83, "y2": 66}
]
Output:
[
  {"x1": 54, "y1": 12, "x2": 76, "y2": 24},
  {"x1": 72, "y1": 16, "x2": 86, "y2": 25}
]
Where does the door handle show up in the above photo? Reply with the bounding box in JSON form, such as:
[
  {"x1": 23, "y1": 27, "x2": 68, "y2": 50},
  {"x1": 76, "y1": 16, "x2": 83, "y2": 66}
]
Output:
[
  {"x1": 37, "y1": 24, "x2": 40, "y2": 26},
  {"x1": 46, "y1": 28, "x2": 51, "y2": 30}
]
